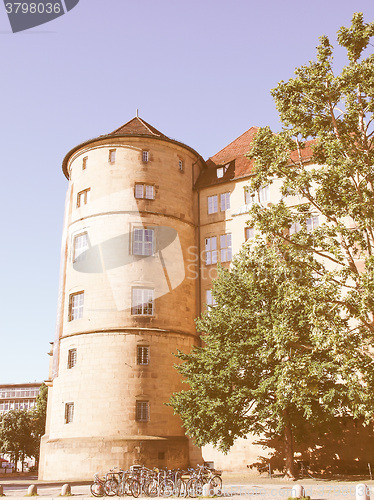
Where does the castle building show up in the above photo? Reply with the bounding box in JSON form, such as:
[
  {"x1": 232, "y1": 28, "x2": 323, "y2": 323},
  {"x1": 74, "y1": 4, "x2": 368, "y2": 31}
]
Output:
[
  {"x1": 38, "y1": 116, "x2": 374, "y2": 479},
  {"x1": 39, "y1": 116, "x2": 315, "y2": 479}
]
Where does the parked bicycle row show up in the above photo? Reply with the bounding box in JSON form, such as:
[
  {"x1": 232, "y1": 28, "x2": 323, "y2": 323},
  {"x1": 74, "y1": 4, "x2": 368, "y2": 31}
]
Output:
[{"x1": 90, "y1": 463, "x2": 223, "y2": 497}]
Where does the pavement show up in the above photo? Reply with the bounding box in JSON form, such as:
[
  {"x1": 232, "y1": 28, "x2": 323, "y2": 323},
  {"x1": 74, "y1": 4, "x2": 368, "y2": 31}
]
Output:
[{"x1": 0, "y1": 473, "x2": 373, "y2": 499}]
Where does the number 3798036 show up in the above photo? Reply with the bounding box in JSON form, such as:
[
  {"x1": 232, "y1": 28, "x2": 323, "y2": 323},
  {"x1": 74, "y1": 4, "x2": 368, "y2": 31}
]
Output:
[{"x1": 5, "y1": 2, "x2": 62, "y2": 14}]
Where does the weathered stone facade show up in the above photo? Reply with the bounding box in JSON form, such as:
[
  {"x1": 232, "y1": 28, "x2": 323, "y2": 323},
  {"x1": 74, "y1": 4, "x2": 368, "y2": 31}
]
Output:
[
  {"x1": 40, "y1": 117, "x2": 369, "y2": 480},
  {"x1": 39, "y1": 117, "x2": 205, "y2": 480}
]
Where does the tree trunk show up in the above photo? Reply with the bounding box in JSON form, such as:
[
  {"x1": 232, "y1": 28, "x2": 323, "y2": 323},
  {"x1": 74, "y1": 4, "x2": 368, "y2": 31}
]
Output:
[{"x1": 284, "y1": 415, "x2": 297, "y2": 479}]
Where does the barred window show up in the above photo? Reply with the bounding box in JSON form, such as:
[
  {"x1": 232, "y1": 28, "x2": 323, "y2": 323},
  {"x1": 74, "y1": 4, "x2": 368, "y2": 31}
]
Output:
[
  {"x1": 205, "y1": 237, "x2": 217, "y2": 265},
  {"x1": 137, "y1": 346, "x2": 149, "y2": 365},
  {"x1": 133, "y1": 228, "x2": 154, "y2": 256},
  {"x1": 68, "y1": 348, "x2": 77, "y2": 369},
  {"x1": 220, "y1": 233, "x2": 232, "y2": 262},
  {"x1": 142, "y1": 151, "x2": 149, "y2": 162},
  {"x1": 69, "y1": 292, "x2": 84, "y2": 321},
  {"x1": 132, "y1": 288, "x2": 154, "y2": 316},
  {"x1": 65, "y1": 403, "x2": 74, "y2": 424},
  {"x1": 136, "y1": 401, "x2": 149, "y2": 422}
]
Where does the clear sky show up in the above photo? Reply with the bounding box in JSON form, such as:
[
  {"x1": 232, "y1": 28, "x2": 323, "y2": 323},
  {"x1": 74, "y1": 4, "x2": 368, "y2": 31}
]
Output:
[{"x1": 1, "y1": 0, "x2": 374, "y2": 384}]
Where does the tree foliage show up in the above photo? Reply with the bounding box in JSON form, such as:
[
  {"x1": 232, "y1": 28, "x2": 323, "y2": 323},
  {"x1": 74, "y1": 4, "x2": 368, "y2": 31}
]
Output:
[
  {"x1": 0, "y1": 410, "x2": 34, "y2": 470},
  {"x1": 247, "y1": 13, "x2": 374, "y2": 340},
  {"x1": 170, "y1": 241, "x2": 374, "y2": 477},
  {"x1": 0, "y1": 383, "x2": 48, "y2": 469},
  {"x1": 170, "y1": 13, "x2": 374, "y2": 478},
  {"x1": 30, "y1": 382, "x2": 48, "y2": 463}
]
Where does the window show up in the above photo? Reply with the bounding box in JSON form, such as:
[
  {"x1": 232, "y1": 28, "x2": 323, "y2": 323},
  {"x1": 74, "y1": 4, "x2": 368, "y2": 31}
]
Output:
[
  {"x1": 82, "y1": 156, "x2": 88, "y2": 170},
  {"x1": 73, "y1": 232, "x2": 89, "y2": 262},
  {"x1": 65, "y1": 402, "x2": 74, "y2": 424},
  {"x1": 142, "y1": 151, "x2": 149, "y2": 162},
  {"x1": 220, "y1": 192, "x2": 230, "y2": 211},
  {"x1": 208, "y1": 195, "x2": 218, "y2": 214},
  {"x1": 220, "y1": 234, "x2": 232, "y2": 262},
  {"x1": 178, "y1": 159, "x2": 184, "y2": 172},
  {"x1": 134, "y1": 183, "x2": 155, "y2": 200},
  {"x1": 68, "y1": 349, "x2": 77, "y2": 369},
  {"x1": 245, "y1": 186, "x2": 269, "y2": 205},
  {"x1": 133, "y1": 228, "x2": 154, "y2": 256},
  {"x1": 217, "y1": 164, "x2": 229, "y2": 178},
  {"x1": 77, "y1": 189, "x2": 90, "y2": 208},
  {"x1": 289, "y1": 222, "x2": 302, "y2": 235},
  {"x1": 259, "y1": 185, "x2": 269, "y2": 203},
  {"x1": 137, "y1": 345, "x2": 149, "y2": 365},
  {"x1": 205, "y1": 236, "x2": 217, "y2": 265},
  {"x1": 132, "y1": 288, "x2": 154, "y2": 316},
  {"x1": 109, "y1": 149, "x2": 116, "y2": 163},
  {"x1": 136, "y1": 401, "x2": 149, "y2": 421},
  {"x1": 69, "y1": 292, "x2": 84, "y2": 321},
  {"x1": 245, "y1": 227, "x2": 255, "y2": 240},
  {"x1": 206, "y1": 290, "x2": 217, "y2": 308},
  {"x1": 245, "y1": 189, "x2": 255, "y2": 205},
  {"x1": 306, "y1": 216, "x2": 320, "y2": 232}
]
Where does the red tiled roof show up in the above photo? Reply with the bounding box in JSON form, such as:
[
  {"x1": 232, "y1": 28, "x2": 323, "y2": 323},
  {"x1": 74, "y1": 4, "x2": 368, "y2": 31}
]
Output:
[
  {"x1": 110, "y1": 116, "x2": 168, "y2": 138},
  {"x1": 196, "y1": 127, "x2": 259, "y2": 188},
  {"x1": 289, "y1": 141, "x2": 315, "y2": 163},
  {"x1": 196, "y1": 127, "x2": 316, "y2": 189}
]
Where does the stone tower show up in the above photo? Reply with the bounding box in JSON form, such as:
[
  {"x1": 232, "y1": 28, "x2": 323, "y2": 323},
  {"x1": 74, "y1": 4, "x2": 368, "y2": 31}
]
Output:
[{"x1": 39, "y1": 117, "x2": 205, "y2": 480}]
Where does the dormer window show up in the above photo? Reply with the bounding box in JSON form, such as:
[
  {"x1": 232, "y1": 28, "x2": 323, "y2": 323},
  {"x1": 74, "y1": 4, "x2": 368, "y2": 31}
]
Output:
[{"x1": 217, "y1": 163, "x2": 229, "y2": 179}]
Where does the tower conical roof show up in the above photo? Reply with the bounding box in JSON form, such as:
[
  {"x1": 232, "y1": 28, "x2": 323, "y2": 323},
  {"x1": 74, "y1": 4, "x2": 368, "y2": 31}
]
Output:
[
  {"x1": 109, "y1": 116, "x2": 168, "y2": 138},
  {"x1": 62, "y1": 115, "x2": 204, "y2": 179}
]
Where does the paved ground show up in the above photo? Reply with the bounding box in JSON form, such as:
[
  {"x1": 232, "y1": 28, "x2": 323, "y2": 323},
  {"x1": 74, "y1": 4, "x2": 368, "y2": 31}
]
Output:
[{"x1": 1, "y1": 473, "x2": 373, "y2": 499}]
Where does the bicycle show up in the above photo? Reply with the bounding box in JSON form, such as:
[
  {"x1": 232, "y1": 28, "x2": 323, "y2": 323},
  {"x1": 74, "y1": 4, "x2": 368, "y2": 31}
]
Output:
[
  {"x1": 186, "y1": 464, "x2": 222, "y2": 498},
  {"x1": 90, "y1": 472, "x2": 106, "y2": 497}
]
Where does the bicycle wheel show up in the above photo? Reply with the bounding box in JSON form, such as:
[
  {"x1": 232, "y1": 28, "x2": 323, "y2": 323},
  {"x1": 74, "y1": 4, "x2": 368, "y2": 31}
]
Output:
[
  {"x1": 186, "y1": 478, "x2": 203, "y2": 498},
  {"x1": 105, "y1": 478, "x2": 119, "y2": 496},
  {"x1": 122, "y1": 477, "x2": 133, "y2": 496},
  {"x1": 206, "y1": 475, "x2": 222, "y2": 495},
  {"x1": 175, "y1": 477, "x2": 187, "y2": 497},
  {"x1": 90, "y1": 482, "x2": 105, "y2": 497},
  {"x1": 159, "y1": 478, "x2": 174, "y2": 497},
  {"x1": 128, "y1": 478, "x2": 141, "y2": 498},
  {"x1": 144, "y1": 477, "x2": 158, "y2": 497}
]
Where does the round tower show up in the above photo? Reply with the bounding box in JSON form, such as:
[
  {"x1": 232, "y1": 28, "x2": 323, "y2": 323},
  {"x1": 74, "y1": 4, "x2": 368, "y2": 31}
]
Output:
[{"x1": 39, "y1": 117, "x2": 205, "y2": 480}]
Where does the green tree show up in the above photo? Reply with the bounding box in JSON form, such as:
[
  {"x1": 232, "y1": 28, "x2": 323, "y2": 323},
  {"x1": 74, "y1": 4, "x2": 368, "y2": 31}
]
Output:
[
  {"x1": 247, "y1": 12, "x2": 374, "y2": 342},
  {"x1": 0, "y1": 384, "x2": 48, "y2": 470},
  {"x1": 169, "y1": 241, "x2": 374, "y2": 478},
  {"x1": 30, "y1": 383, "x2": 48, "y2": 465},
  {"x1": 0, "y1": 410, "x2": 34, "y2": 471}
]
